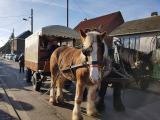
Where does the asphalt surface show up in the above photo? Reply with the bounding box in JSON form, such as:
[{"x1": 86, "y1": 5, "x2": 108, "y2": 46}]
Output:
[{"x1": 0, "y1": 58, "x2": 160, "y2": 120}]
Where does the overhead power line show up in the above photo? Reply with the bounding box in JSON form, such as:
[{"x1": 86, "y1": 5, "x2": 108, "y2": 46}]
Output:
[
  {"x1": 73, "y1": 0, "x2": 90, "y2": 18},
  {"x1": 0, "y1": 14, "x2": 28, "y2": 19},
  {"x1": 0, "y1": 21, "x2": 22, "y2": 28}
]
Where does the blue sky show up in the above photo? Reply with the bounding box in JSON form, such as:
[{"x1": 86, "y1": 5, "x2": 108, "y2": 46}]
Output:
[{"x1": 0, "y1": 0, "x2": 160, "y2": 47}]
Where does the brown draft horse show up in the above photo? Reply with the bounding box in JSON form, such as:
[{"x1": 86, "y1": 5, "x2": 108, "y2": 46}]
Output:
[{"x1": 49, "y1": 30, "x2": 107, "y2": 120}]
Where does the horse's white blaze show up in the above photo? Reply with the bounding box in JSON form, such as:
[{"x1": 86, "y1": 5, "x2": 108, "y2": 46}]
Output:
[
  {"x1": 89, "y1": 66, "x2": 99, "y2": 83},
  {"x1": 90, "y1": 39, "x2": 98, "y2": 61},
  {"x1": 88, "y1": 32, "x2": 100, "y2": 83}
]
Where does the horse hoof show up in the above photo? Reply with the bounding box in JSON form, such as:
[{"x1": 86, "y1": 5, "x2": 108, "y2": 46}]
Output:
[
  {"x1": 56, "y1": 96, "x2": 64, "y2": 104},
  {"x1": 49, "y1": 98, "x2": 53, "y2": 103},
  {"x1": 49, "y1": 97, "x2": 56, "y2": 105},
  {"x1": 72, "y1": 114, "x2": 83, "y2": 120},
  {"x1": 87, "y1": 110, "x2": 99, "y2": 117}
]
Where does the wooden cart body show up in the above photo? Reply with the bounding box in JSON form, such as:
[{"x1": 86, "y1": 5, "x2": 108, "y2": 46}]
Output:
[
  {"x1": 25, "y1": 25, "x2": 80, "y2": 73},
  {"x1": 24, "y1": 25, "x2": 80, "y2": 90}
]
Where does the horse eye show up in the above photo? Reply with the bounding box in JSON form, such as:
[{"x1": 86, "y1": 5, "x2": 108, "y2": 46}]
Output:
[{"x1": 82, "y1": 44, "x2": 85, "y2": 48}]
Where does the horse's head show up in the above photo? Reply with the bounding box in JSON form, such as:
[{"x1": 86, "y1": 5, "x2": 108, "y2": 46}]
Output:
[
  {"x1": 80, "y1": 29, "x2": 107, "y2": 84},
  {"x1": 113, "y1": 38, "x2": 122, "y2": 47}
]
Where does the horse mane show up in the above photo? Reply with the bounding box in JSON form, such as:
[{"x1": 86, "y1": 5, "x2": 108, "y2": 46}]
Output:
[
  {"x1": 119, "y1": 47, "x2": 136, "y2": 64},
  {"x1": 118, "y1": 46, "x2": 153, "y2": 68}
]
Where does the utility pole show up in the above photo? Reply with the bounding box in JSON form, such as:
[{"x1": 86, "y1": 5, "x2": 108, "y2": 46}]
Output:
[
  {"x1": 67, "y1": 0, "x2": 69, "y2": 27},
  {"x1": 11, "y1": 28, "x2": 15, "y2": 54},
  {"x1": 23, "y1": 8, "x2": 33, "y2": 33},
  {"x1": 31, "y1": 8, "x2": 33, "y2": 33}
]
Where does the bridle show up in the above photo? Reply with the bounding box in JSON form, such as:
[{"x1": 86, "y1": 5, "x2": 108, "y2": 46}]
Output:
[{"x1": 61, "y1": 30, "x2": 105, "y2": 79}]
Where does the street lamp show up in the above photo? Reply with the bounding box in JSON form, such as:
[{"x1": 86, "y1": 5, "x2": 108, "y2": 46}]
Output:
[{"x1": 23, "y1": 8, "x2": 33, "y2": 33}]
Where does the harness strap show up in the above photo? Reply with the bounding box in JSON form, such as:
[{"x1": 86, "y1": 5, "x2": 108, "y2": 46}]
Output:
[
  {"x1": 62, "y1": 63, "x2": 88, "y2": 72},
  {"x1": 61, "y1": 61, "x2": 100, "y2": 72}
]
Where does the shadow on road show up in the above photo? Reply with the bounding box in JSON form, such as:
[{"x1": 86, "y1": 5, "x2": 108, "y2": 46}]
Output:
[
  {"x1": 0, "y1": 109, "x2": 17, "y2": 120},
  {"x1": 0, "y1": 93, "x2": 34, "y2": 111}
]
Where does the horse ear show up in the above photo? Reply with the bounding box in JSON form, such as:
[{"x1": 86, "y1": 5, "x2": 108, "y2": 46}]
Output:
[
  {"x1": 80, "y1": 30, "x2": 86, "y2": 38},
  {"x1": 97, "y1": 25, "x2": 102, "y2": 31},
  {"x1": 84, "y1": 28, "x2": 90, "y2": 33},
  {"x1": 80, "y1": 30, "x2": 86, "y2": 43},
  {"x1": 101, "y1": 32, "x2": 107, "y2": 40}
]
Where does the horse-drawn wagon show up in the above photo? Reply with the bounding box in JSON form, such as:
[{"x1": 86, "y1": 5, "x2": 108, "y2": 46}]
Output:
[
  {"x1": 25, "y1": 25, "x2": 80, "y2": 91},
  {"x1": 110, "y1": 33, "x2": 160, "y2": 89}
]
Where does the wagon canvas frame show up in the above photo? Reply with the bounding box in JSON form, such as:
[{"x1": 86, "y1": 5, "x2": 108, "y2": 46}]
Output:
[{"x1": 25, "y1": 25, "x2": 80, "y2": 90}]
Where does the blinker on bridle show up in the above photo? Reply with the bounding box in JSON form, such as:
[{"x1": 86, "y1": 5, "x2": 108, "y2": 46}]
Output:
[
  {"x1": 82, "y1": 45, "x2": 93, "y2": 56},
  {"x1": 82, "y1": 45, "x2": 102, "y2": 68}
]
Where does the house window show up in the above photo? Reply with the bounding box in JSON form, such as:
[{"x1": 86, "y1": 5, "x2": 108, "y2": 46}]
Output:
[
  {"x1": 122, "y1": 36, "x2": 140, "y2": 50},
  {"x1": 135, "y1": 36, "x2": 140, "y2": 50},
  {"x1": 130, "y1": 37, "x2": 136, "y2": 49},
  {"x1": 157, "y1": 35, "x2": 160, "y2": 48},
  {"x1": 123, "y1": 38, "x2": 129, "y2": 48},
  {"x1": 119, "y1": 38, "x2": 124, "y2": 46}
]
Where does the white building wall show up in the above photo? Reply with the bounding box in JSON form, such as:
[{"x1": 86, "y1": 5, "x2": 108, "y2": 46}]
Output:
[{"x1": 113, "y1": 33, "x2": 157, "y2": 53}]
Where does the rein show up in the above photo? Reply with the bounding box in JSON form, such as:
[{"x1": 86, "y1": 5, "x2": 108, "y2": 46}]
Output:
[{"x1": 61, "y1": 61, "x2": 101, "y2": 72}]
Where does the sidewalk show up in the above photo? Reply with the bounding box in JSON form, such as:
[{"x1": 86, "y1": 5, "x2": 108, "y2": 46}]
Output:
[{"x1": 0, "y1": 80, "x2": 19, "y2": 120}]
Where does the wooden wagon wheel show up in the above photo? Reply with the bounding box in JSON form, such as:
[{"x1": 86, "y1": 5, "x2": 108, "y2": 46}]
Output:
[
  {"x1": 26, "y1": 68, "x2": 32, "y2": 83},
  {"x1": 32, "y1": 72, "x2": 42, "y2": 91}
]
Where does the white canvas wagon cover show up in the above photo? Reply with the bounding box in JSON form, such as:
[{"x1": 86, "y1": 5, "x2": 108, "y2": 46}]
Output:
[
  {"x1": 25, "y1": 25, "x2": 80, "y2": 71},
  {"x1": 39, "y1": 25, "x2": 80, "y2": 39}
]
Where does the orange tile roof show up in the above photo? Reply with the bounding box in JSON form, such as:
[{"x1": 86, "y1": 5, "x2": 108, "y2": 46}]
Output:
[{"x1": 74, "y1": 11, "x2": 124, "y2": 33}]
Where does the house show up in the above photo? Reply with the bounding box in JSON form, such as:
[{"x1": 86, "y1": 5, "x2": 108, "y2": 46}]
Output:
[
  {"x1": 109, "y1": 13, "x2": 160, "y2": 80},
  {"x1": 74, "y1": 11, "x2": 124, "y2": 48},
  {"x1": 11, "y1": 30, "x2": 32, "y2": 55},
  {"x1": 109, "y1": 14, "x2": 160, "y2": 54}
]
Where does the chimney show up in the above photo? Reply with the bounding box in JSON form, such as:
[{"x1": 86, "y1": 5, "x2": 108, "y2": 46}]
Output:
[
  {"x1": 151, "y1": 12, "x2": 158, "y2": 16},
  {"x1": 84, "y1": 18, "x2": 87, "y2": 21}
]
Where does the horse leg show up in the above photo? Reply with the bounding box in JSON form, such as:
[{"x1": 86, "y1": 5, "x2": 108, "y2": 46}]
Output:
[
  {"x1": 55, "y1": 76, "x2": 65, "y2": 103},
  {"x1": 72, "y1": 81, "x2": 85, "y2": 120},
  {"x1": 113, "y1": 82, "x2": 125, "y2": 111},
  {"x1": 49, "y1": 74, "x2": 56, "y2": 103},
  {"x1": 96, "y1": 78, "x2": 108, "y2": 111},
  {"x1": 87, "y1": 84, "x2": 98, "y2": 116},
  {"x1": 49, "y1": 62, "x2": 59, "y2": 104}
]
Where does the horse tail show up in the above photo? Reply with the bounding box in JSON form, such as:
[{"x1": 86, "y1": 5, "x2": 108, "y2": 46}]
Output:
[{"x1": 50, "y1": 49, "x2": 60, "y2": 87}]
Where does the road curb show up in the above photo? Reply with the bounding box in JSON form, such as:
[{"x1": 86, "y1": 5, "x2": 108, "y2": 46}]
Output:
[{"x1": 0, "y1": 73, "x2": 31, "y2": 120}]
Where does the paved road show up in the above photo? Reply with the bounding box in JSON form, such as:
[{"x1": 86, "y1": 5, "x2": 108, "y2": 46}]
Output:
[{"x1": 0, "y1": 58, "x2": 160, "y2": 120}]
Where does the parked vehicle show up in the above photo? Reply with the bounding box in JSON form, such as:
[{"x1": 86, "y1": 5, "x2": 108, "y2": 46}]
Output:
[
  {"x1": 5, "y1": 54, "x2": 9, "y2": 59},
  {"x1": 13, "y1": 55, "x2": 19, "y2": 62},
  {"x1": 25, "y1": 25, "x2": 80, "y2": 91},
  {"x1": 8, "y1": 54, "x2": 15, "y2": 60},
  {"x1": 2, "y1": 54, "x2": 5, "y2": 58}
]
